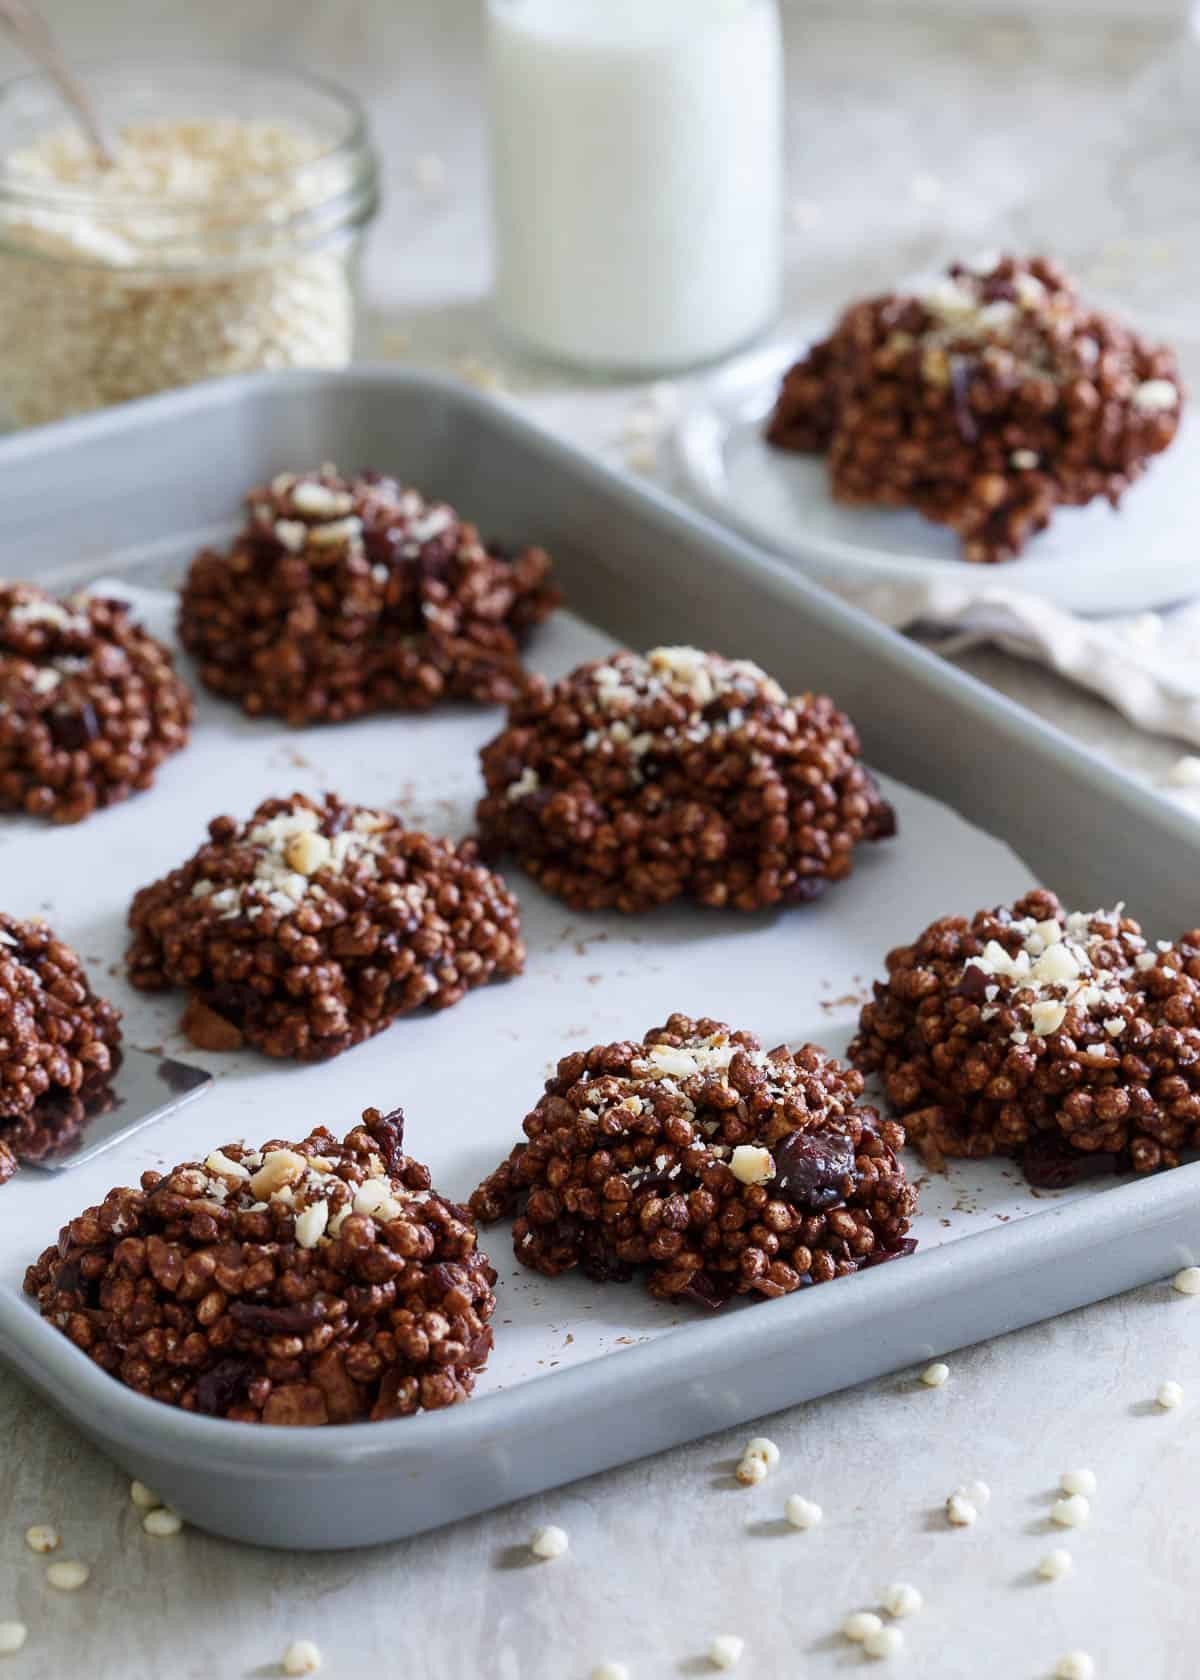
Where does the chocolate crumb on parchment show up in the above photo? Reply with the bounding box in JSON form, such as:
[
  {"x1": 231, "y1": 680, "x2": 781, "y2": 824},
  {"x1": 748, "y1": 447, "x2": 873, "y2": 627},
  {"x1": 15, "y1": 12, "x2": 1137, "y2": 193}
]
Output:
[
  {"x1": 179, "y1": 465, "x2": 559, "y2": 725},
  {"x1": 766, "y1": 255, "x2": 1183, "y2": 564},
  {"x1": 852, "y1": 887, "x2": 1200, "y2": 1181},
  {"x1": 0, "y1": 584, "x2": 192, "y2": 824},
  {"x1": 0, "y1": 913, "x2": 121, "y2": 1186},
  {"x1": 24, "y1": 1108, "x2": 496, "y2": 1424},
  {"x1": 126, "y1": 791, "x2": 525, "y2": 1062},
  {"x1": 471, "y1": 1014, "x2": 916, "y2": 1307},
  {"x1": 477, "y1": 646, "x2": 894, "y2": 913}
]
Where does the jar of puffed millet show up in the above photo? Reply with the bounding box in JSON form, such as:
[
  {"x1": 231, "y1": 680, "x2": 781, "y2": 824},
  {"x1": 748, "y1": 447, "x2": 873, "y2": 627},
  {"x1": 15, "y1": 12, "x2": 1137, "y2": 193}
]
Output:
[{"x1": 0, "y1": 65, "x2": 379, "y2": 427}]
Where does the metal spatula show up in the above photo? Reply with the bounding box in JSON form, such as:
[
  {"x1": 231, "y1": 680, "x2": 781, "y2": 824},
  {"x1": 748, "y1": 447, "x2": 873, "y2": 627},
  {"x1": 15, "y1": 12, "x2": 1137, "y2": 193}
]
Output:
[{"x1": 17, "y1": 1047, "x2": 211, "y2": 1174}]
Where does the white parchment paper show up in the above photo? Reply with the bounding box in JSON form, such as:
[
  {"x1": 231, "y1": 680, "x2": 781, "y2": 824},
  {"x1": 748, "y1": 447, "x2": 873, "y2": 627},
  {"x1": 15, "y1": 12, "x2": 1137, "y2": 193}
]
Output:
[{"x1": 0, "y1": 585, "x2": 1096, "y2": 1393}]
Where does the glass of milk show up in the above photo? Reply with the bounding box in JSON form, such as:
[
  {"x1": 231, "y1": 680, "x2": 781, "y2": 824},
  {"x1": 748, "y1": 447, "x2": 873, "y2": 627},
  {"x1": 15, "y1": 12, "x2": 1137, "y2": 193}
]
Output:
[{"x1": 486, "y1": 0, "x2": 783, "y2": 375}]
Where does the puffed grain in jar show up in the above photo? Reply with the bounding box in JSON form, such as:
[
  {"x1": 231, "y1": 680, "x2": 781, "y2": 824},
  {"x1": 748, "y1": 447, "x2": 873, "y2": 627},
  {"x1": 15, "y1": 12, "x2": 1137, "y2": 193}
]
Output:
[{"x1": 0, "y1": 64, "x2": 379, "y2": 426}]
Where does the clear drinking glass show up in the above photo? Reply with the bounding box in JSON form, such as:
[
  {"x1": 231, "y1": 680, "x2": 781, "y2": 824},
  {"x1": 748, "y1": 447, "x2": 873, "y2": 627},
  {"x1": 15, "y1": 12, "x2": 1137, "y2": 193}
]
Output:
[{"x1": 0, "y1": 64, "x2": 380, "y2": 427}]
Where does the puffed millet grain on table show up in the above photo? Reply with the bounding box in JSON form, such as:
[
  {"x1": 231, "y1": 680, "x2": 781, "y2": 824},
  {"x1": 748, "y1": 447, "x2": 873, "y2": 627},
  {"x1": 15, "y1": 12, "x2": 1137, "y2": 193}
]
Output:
[
  {"x1": 785, "y1": 1495, "x2": 823, "y2": 1530},
  {"x1": 1157, "y1": 1380, "x2": 1184, "y2": 1409},
  {"x1": 45, "y1": 1561, "x2": 89, "y2": 1591},
  {"x1": 129, "y1": 1481, "x2": 160, "y2": 1510},
  {"x1": 142, "y1": 1508, "x2": 183, "y2": 1537},
  {"x1": 282, "y1": 1640, "x2": 323, "y2": 1676},
  {"x1": 742, "y1": 1436, "x2": 780, "y2": 1469},
  {"x1": 591, "y1": 1665, "x2": 630, "y2": 1680},
  {"x1": 708, "y1": 1634, "x2": 745, "y2": 1670},
  {"x1": 0, "y1": 121, "x2": 359, "y2": 427},
  {"x1": 1055, "y1": 1653, "x2": 1096, "y2": 1680},
  {"x1": 863, "y1": 1626, "x2": 905, "y2": 1660},
  {"x1": 920, "y1": 1362, "x2": 949, "y2": 1387},
  {"x1": 1039, "y1": 1549, "x2": 1073, "y2": 1581},
  {"x1": 1171, "y1": 1266, "x2": 1200, "y2": 1294},
  {"x1": 957, "y1": 1479, "x2": 990, "y2": 1508},
  {"x1": 946, "y1": 1491, "x2": 978, "y2": 1527},
  {"x1": 529, "y1": 1525, "x2": 569, "y2": 1560},
  {"x1": 23, "y1": 1525, "x2": 59, "y2": 1554},
  {"x1": 735, "y1": 1455, "x2": 768, "y2": 1487},
  {"x1": 1051, "y1": 1495, "x2": 1090, "y2": 1528},
  {"x1": 0, "y1": 1623, "x2": 27, "y2": 1656},
  {"x1": 881, "y1": 1583, "x2": 923, "y2": 1618},
  {"x1": 1059, "y1": 1469, "x2": 1097, "y2": 1498},
  {"x1": 842, "y1": 1613, "x2": 884, "y2": 1643}
]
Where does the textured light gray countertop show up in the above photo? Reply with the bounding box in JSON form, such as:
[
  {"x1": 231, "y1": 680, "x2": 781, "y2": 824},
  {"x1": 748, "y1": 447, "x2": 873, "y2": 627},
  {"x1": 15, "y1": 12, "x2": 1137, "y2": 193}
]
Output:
[{"x1": 2, "y1": 6, "x2": 1199, "y2": 1678}]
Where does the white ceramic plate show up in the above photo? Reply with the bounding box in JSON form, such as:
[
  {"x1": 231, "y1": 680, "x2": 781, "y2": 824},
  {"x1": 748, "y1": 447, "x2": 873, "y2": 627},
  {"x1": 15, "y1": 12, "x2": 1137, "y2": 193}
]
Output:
[{"x1": 671, "y1": 343, "x2": 1200, "y2": 614}]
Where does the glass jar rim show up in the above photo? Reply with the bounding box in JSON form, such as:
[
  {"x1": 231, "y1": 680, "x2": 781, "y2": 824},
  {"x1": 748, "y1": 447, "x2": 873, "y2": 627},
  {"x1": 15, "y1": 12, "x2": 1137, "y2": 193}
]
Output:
[{"x1": 0, "y1": 61, "x2": 380, "y2": 274}]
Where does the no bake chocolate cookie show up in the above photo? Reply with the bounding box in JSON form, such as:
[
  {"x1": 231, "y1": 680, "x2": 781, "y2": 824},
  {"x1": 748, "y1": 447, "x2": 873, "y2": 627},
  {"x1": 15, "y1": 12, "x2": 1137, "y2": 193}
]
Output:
[
  {"x1": 179, "y1": 466, "x2": 559, "y2": 725},
  {"x1": 851, "y1": 888, "x2": 1200, "y2": 1181},
  {"x1": 126, "y1": 792, "x2": 524, "y2": 1062},
  {"x1": 471, "y1": 1015, "x2": 916, "y2": 1307},
  {"x1": 0, "y1": 913, "x2": 122, "y2": 1184},
  {"x1": 24, "y1": 1107, "x2": 496, "y2": 1423},
  {"x1": 0, "y1": 584, "x2": 192, "y2": 824},
  {"x1": 477, "y1": 645, "x2": 894, "y2": 913},
  {"x1": 766, "y1": 256, "x2": 1183, "y2": 563}
]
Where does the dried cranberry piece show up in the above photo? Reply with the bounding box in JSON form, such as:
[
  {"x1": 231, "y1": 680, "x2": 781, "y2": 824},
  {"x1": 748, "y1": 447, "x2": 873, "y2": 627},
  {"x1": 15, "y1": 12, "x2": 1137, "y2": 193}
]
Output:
[
  {"x1": 193, "y1": 1356, "x2": 253, "y2": 1416},
  {"x1": 1021, "y1": 1133, "x2": 1123, "y2": 1189},
  {"x1": 675, "y1": 1271, "x2": 738, "y2": 1311},
  {"x1": 780, "y1": 875, "x2": 828, "y2": 907},
  {"x1": 364, "y1": 1106, "x2": 407, "y2": 1172},
  {"x1": 950, "y1": 356, "x2": 979, "y2": 444},
  {"x1": 48, "y1": 702, "x2": 100, "y2": 750},
  {"x1": 772, "y1": 1126, "x2": 857, "y2": 1212},
  {"x1": 229, "y1": 1300, "x2": 324, "y2": 1336},
  {"x1": 957, "y1": 963, "x2": 991, "y2": 1002},
  {"x1": 860, "y1": 1237, "x2": 918, "y2": 1270}
]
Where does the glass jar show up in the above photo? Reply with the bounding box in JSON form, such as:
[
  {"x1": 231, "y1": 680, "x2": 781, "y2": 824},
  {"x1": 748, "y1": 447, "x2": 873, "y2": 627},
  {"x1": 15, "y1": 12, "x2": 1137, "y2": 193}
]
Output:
[
  {"x1": 487, "y1": 0, "x2": 783, "y2": 375},
  {"x1": 0, "y1": 64, "x2": 379, "y2": 427}
]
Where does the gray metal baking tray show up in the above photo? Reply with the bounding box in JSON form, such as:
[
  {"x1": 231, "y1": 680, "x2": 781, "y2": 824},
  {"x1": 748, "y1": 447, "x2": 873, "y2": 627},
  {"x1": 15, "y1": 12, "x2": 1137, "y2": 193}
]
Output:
[{"x1": 1, "y1": 367, "x2": 1199, "y2": 1552}]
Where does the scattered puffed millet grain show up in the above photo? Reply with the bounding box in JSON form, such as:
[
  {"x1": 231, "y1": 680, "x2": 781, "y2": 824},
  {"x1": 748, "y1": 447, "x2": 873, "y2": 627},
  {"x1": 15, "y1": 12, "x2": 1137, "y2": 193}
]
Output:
[
  {"x1": 1171, "y1": 1267, "x2": 1200, "y2": 1295},
  {"x1": 130, "y1": 1481, "x2": 161, "y2": 1510},
  {"x1": 921, "y1": 1362, "x2": 949, "y2": 1387},
  {"x1": 743, "y1": 1436, "x2": 780, "y2": 1470},
  {"x1": 842, "y1": 1612, "x2": 883, "y2": 1643},
  {"x1": 24, "y1": 1525, "x2": 60, "y2": 1554},
  {"x1": 864, "y1": 1626, "x2": 904, "y2": 1660},
  {"x1": 735, "y1": 1456, "x2": 768, "y2": 1487},
  {"x1": 45, "y1": 1561, "x2": 88, "y2": 1591},
  {"x1": 1055, "y1": 1652, "x2": 1095, "y2": 1680},
  {"x1": 282, "y1": 1641, "x2": 323, "y2": 1676},
  {"x1": 708, "y1": 1635, "x2": 745, "y2": 1670},
  {"x1": 1157, "y1": 1380, "x2": 1184, "y2": 1409},
  {"x1": 1059, "y1": 1470, "x2": 1097, "y2": 1498},
  {"x1": 1051, "y1": 1495, "x2": 1090, "y2": 1528},
  {"x1": 958, "y1": 1479, "x2": 990, "y2": 1508},
  {"x1": 591, "y1": 1666, "x2": 630, "y2": 1680},
  {"x1": 530, "y1": 1525, "x2": 569, "y2": 1560},
  {"x1": 1039, "y1": 1549, "x2": 1073, "y2": 1581},
  {"x1": 0, "y1": 1623, "x2": 27, "y2": 1656},
  {"x1": 784, "y1": 1496, "x2": 822, "y2": 1531},
  {"x1": 881, "y1": 1582, "x2": 923, "y2": 1618},
  {"x1": 946, "y1": 1492, "x2": 977, "y2": 1527},
  {"x1": 142, "y1": 1508, "x2": 183, "y2": 1537}
]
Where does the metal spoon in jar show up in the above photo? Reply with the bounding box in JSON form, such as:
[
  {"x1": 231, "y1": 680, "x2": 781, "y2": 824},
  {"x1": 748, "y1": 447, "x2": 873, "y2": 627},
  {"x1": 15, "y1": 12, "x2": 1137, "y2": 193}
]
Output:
[{"x1": 0, "y1": 0, "x2": 114, "y2": 167}]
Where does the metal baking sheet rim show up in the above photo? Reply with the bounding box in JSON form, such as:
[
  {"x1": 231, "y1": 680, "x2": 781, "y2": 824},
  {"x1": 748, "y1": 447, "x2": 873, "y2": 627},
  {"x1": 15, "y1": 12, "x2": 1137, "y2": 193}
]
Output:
[{"x1": 0, "y1": 366, "x2": 1198, "y2": 1550}]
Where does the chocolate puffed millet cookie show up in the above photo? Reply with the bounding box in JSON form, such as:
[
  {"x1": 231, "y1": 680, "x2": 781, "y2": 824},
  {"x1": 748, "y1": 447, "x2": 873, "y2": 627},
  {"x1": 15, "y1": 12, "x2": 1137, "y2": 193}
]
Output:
[
  {"x1": 0, "y1": 913, "x2": 122, "y2": 1185},
  {"x1": 477, "y1": 646, "x2": 894, "y2": 913},
  {"x1": 24, "y1": 1107, "x2": 497, "y2": 1423},
  {"x1": 179, "y1": 465, "x2": 559, "y2": 724},
  {"x1": 851, "y1": 888, "x2": 1200, "y2": 1182},
  {"x1": 126, "y1": 792, "x2": 524, "y2": 1061},
  {"x1": 471, "y1": 1015, "x2": 916, "y2": 1308},
  {"x1": 766, "y1": 255, "x2": 1183, "y2": 563},
  {"x1": 0, "y1": 584, "x2": 192, "y2": 823}
]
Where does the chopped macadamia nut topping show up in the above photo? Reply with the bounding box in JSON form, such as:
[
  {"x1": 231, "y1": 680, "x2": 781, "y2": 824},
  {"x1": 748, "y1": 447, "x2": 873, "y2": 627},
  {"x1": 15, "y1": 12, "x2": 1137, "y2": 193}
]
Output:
[
  {"x1": 1172, "y1": 1267, "x2": 1200, "y2": 1295},
  {"x1": 282, "y1": 1640, "x2": 323, "y2": 1675},
  {"x1": 1051, "y1": 1494, "x2": 1090, "y2": 1527},
  {"x1": 708, "y1": 1635, "x2": 745, "y2": 1670},
  {"x1": 842, "y1": 1612, "x2": 884, "y2": 1643},
  {"x1": 921, "y1": 1362, "x2": 950, "y2": 1387},
  {"x1": 142, "y1": 1508, "x2": 183, "y2": 1537},
  {"x1": 24, "y1": 1524, "x2": 60, "y2": 1554},
  {"x1": 46, "y1": 1560, "x2": 89, "y2": 1591},
  {"x1": 1039, "y1": 1548, "x2": 1073, "y2": 1581},
  {"x1": 730, "y1": 1144, "x2": 775, "y2": 1186},
  {"x1": 530, "y1": 1524, "x2": 569, "y2": 1560},
  {"x1": 0, "y1": 1623, "x2": 28, "y2": 1656},
  {"x1": 784, "y1": 1495, "x2": 822, "y2": 1530}
]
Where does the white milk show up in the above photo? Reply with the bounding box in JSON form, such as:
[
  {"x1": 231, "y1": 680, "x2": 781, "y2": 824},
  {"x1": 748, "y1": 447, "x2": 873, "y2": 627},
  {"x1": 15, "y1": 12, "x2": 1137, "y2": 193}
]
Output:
[{"x1": 487, "y1": 0, "x2": 783, "y2": 373}]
